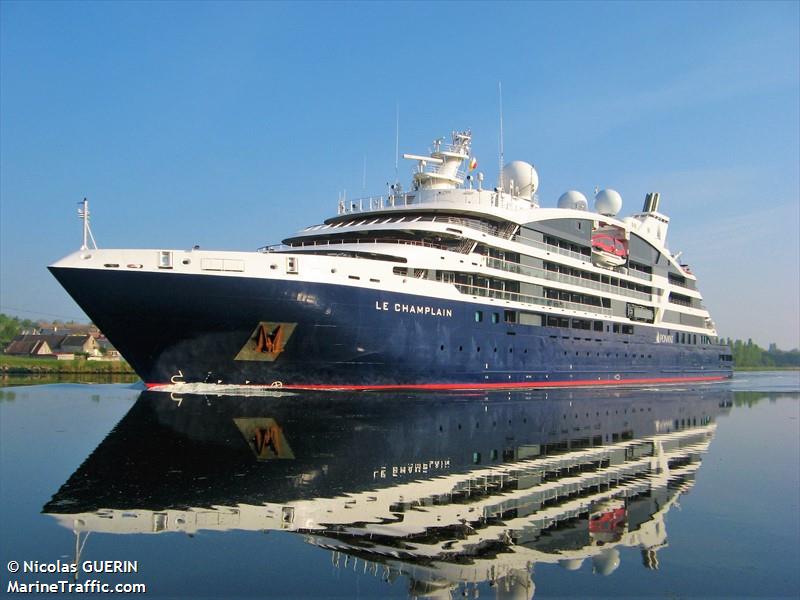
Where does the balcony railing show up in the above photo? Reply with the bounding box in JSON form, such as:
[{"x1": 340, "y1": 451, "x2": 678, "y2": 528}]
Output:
[
  {"x1": 259, "y1": 237, "x2": 450, "y2": 253},
  {"x1": 485, "y1": 257, "x2": 652, "y2": 302},
  {"x1": 454, "y1": 283, "x2": 612, "y2": 316}
]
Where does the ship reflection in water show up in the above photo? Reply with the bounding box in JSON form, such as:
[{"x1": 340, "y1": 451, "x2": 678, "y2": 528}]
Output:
[{"x1": 43, "y1": 387, "x2": 731, "y2": 599}]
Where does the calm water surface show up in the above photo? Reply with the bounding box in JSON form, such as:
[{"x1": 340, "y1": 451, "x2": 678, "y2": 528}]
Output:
[{"x1": 1, "y1": 372, "x2": 798, "y2": 599}]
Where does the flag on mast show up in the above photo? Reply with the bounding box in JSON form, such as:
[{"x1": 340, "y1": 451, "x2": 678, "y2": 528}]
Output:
[{"x1": 468, "y1": 157, "x2": 478, "y2": 171}]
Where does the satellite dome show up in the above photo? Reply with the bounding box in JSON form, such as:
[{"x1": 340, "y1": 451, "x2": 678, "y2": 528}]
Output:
[
  {"x1": 558, "y1": 190, "x2": 589, "y2": 211},
  {"x1": 502, "y1": 161, "x2": 538, "y2": 200},
  {"x1": 558, "y1": 558, "x2": 585, "y2": 571},
  {"x1": 592, "y1": 549, "x2": 621, "y2": 576},
  {"x1": 594, "y1": 188, "x2": 623, "y2": 216},
  {"x1": 594, "y1": 188, "x2": 622, "y2": 217}
]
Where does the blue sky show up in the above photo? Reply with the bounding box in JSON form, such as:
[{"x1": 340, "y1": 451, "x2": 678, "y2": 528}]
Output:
[{"x1": 1, "y1": 1, "x2": 798, "y2": 349}]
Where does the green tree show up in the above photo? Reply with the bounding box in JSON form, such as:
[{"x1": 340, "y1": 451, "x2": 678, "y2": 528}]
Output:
[{"x1": 0, "y1": 313, "x2": 35, "y2": 348}]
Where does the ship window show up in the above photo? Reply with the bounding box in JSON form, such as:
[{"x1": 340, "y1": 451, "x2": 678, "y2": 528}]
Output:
[
  {"x1": 622, "y1": 325, "x2": 634, "y2": 335},
  {"x1": 475, "y1": 311, "x2": 483, "y2": 322},
  {"x1": 472, "y1": 452, "x2": 481, "y2": 465},
  {"x1": 492, "y1": 312, "x2": 500, "y2": 324},
  {"x1": 158, "y1": 251, "x2": 173, "y2": 269},
  {"x1": 286, "y1": 257, "x2": 298, "y2": 274},
  {"x1": 612, "y1": 324, "x2": 621, "y2": 333},
  {"x1": 504, "y1": 310, "x2": 517, "y2": 323},
  {"x1": 153, "y1": 513, "x2": 168, "y2": 532},
  {"x1": 594, "y1": 321, "x2": 604, "y2": 332}
]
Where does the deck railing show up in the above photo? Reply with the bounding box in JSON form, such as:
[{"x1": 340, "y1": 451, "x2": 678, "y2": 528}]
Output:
[
  {"x1": 454, "y1": 283, "x2": 613, "y2": 316},
  {"x1": 259, "y1": 237, "x2": 450, "y2": 253},
  {"x1": 336, "y1": 190, "x2": 527, "y2": 215},
  {"x1": 485, "y1": 257, "x2": 652, "y2": 302}
]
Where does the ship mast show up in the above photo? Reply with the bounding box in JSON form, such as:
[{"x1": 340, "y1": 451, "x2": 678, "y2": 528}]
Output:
[{"x1": 78, "y1": 198, "x2": 97, "y2": 250}]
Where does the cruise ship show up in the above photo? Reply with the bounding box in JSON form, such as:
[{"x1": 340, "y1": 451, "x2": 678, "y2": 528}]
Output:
[
  {"x1": 49, "y1": 129, "x2": 733, "y2": 389},
  {"x1": 44, "y1": 388, "x2": 731, "y2": 597}
]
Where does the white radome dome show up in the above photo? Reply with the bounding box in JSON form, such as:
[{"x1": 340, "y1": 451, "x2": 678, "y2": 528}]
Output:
[
  {"x1": 557, "y1": 190, "x2": 589, "y2": 211},
  {"x1": 502, "y1": 161, "x2": 538, "y2": 200},
  {"x1": 592, "y1": 549, "x2": 621, "y2": 576},
  {"x1": 558, "y1": 558, "x2": 585, "y2": 571},
  {"x1": 594, "y1": 188, "x2": 623, "y2": 216}
]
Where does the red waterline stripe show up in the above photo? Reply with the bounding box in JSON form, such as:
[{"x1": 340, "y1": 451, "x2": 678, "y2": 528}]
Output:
[{"x1": 145, "y1": 375, "x2": 728, "y2": 391}]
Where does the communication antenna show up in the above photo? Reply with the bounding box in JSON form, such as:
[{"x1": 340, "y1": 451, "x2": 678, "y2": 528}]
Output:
[
  {"x1": 498, "y1": 82, "x2": 505, "y2": 191},
  {"x1": 394, "y1": 103, "x2": 400, "y2": 186},
  {"x1": 78, "y1": 198, "x2": 97, "y2": 250}
]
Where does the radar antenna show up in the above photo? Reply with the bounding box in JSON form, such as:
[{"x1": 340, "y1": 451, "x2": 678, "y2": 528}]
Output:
[
  {"x1": 395, "y1": 103, "x2": 400, "y2": 187},
  {"x1": 78, "y1": 198, "x2": 97, "y2": 250},
  {"x1": 498, "y1": 82, "x2": 505, "y2": 191}
]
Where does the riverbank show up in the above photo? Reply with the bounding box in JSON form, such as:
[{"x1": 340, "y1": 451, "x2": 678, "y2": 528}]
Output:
[
  {"x1": 734, "y1": 366, "x2": 800, "y2": 371},
  {"x1": 0, "y1": 354, "x2": 135, "y2": 374}
]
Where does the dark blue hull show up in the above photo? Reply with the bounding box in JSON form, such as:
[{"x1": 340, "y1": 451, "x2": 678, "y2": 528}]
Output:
[{"x1": 49, "y1": 267, "x2": 732, "y2": 388}]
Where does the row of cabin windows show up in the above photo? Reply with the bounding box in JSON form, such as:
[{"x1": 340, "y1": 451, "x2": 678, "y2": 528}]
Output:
[
  {"x1": 544, "y1": 287, "x2": 608, "y2": 308},
  {"x1": 475, "y1": 310, "x2": 517, "y2": 324},
  {"x1": 668, "y1": 291, "x2": 695, "y2": 307},
  {"x1": 545, "y1": 262, "x2": 653, "y2": 296},
  {"x1": 332, "y1": 213, "x2": 502, "y2": 236},
  {"x1": 476, "y1": 311, "x2": 634, "y2": 335},
  {"x1": 629, "y1": 261, "x2": 653, "y2": 275},
  {"x1": 542, "y1": 234, "x2": 591, "y2": 257},
  {"x1": 475, "y1": 309, "x2": 712, "y2": 346}
]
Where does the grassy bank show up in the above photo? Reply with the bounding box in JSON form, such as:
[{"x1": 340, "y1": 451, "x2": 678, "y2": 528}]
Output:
[
  {"x1": 733, "y1": 366, "x2": 800, "y2": 371},
  {"x1": 0, "y1": 354, "x2": 136, "y2": 374}
]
